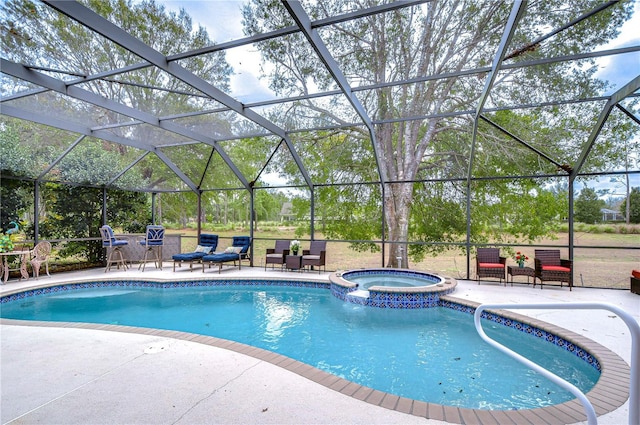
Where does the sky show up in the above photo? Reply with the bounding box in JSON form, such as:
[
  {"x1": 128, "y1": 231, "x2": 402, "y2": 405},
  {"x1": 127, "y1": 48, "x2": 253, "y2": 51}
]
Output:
[{"x1": 160, "y1": 0, "x2": 640, "y2": 196}]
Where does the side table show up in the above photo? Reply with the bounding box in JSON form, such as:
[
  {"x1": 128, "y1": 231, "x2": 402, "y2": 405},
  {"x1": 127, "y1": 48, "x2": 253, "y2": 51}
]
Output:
[
  {"x1": 286, "y1": 255, "x2": 302, "y2": 271},
  {"x1": 507, "y1": 265, "x2": 535, "y2": 287}
]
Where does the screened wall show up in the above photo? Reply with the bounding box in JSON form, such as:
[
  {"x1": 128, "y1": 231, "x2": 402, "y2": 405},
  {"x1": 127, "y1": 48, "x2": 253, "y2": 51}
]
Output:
[{"x1": 1, "y1": 0, "x2": 639, "y2": 288}]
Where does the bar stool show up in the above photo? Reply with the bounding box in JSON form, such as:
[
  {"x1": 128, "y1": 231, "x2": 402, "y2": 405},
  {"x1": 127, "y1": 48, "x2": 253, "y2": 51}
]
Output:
[
  {"x1": 139, "y1": 225, "x2": 165, "y2": 271},
  {"x1": 100, "y1": 225, "x2": 129, "y2": 272}
]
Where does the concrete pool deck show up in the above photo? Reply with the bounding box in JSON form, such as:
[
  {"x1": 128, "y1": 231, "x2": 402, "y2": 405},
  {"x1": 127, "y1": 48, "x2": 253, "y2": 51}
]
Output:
[{"x1": 1, "y1": 266, "x2": 638, "y2": 424}]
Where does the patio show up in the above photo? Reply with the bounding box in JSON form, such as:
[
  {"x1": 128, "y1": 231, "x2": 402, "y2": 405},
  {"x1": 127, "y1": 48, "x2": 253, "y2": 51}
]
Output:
[{"x1": 1, "y1": 267, "x2": 637, "y2": 424}]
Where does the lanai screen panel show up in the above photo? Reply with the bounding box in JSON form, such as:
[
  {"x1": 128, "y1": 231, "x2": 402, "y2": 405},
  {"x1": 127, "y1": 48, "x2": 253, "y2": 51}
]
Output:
[
  {"x1": 214, "y1": 136, "x2": 305, "y2": 188},
  {"x1": 41, "y1": 137, "x2": 143, "y2": 185},
  {"x1": 315, "y1": 1, "x2": 508, "y2": 88},
  {"x1": 0, "y1": 75, "x2": 43, "y2": 98},
  {"x1": 504, "y1": 1, "x2": 636, "y2": 66},
  {"x1": 1, "y1": 1, "x2": 147, "y2": 75},
  {"x1": 167, "y1": 110, "x2": 270, "y2": 140},
  {"x1": 175, "y1": 44, "x2": 280, "y2": 105},
  {"x1": 199, "y1": 149, "x2": 253, "y2": 190},
  {"x1": 101, "y1": 122, "x2": 194, "y2": 148},
  {"x1": 115, "y1": 152, "x2": 191, "y2": 192},
  {"x1": 0, "y1": 116, "x2": 84, "y2": 179},
  {"x1": 160, "y1": 143, "x2": 215, "y2": 187},
  {"x1": 414, "y1": 116, "x2": 474, "y2": 181},
  {"x1": 289, "y1": 127, "x2": 379, "y2": 185},
  {"x1": 2, "y1": 89, "x2": 139, "y2": 129},
  {"x1": 251, "y1": 93, "x2": 362, "y2": 131},
  {"x1": 74, "y1": 71, "x2": 227, "y2": 118},
  {"x1": 579, "y1": 106, "x2": 640, "y2": 174}
]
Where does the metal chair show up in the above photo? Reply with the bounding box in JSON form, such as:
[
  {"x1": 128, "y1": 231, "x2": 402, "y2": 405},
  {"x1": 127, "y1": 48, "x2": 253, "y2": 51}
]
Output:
[
  {"x1": 100, "y1": 225, "x2": 129, "y2": 272},
  {"x1": 139, "y1": 225, "x2": 165, "y2": 271},
  {"x1": 29, "y1": 240, "x2": 51, "y2": 279}
]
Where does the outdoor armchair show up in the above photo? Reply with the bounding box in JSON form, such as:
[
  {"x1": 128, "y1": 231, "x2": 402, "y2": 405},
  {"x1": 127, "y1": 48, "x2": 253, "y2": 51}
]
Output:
[
  {"x1": 29, "y1": 240, "x2": 51, "y2": 279},
  {"x1": 534, "y1": 249, "x2": 572, "y2": 290},
  {"x1": 265, "y1": 240, "x2": 290, "y2": 270},
  {"x1": 302, "y1": 240, "x2": 327, "y2": 273},
  {"x1": 476, "y1": 248, "x2": 506, "y2": 284}
]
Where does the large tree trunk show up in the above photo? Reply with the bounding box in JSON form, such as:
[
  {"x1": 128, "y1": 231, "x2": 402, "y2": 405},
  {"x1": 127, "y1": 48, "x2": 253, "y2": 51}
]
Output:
[{"x1": 384, "y1": 184, "x2": 413, "y2": 268}]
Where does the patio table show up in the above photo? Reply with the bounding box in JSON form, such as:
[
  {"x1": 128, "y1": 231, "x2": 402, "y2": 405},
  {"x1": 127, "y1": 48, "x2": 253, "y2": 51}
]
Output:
[
  {"x1": 507, "y1": 265, "x2": 535, "y2": 287},
  {"x1": 0, "y1": 250, "x2": 30, "y2": 283}
]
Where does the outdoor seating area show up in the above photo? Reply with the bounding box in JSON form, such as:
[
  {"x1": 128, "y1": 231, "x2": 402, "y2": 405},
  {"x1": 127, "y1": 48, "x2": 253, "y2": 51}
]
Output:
[{"x1": 93, "y1": 231, "x2": 330, "y2": 277}]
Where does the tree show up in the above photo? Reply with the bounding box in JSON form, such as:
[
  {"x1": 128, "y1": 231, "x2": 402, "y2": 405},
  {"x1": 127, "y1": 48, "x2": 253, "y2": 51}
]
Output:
[
  {"x1": 575, "y1": 187, "x2": 605, "y2": 224},
  {"x1": 622, "y1": 187, "x2": 640, "y2": 224},
  {"x1": 242, "y1": 0, "x2": 632, "y2": 266}
]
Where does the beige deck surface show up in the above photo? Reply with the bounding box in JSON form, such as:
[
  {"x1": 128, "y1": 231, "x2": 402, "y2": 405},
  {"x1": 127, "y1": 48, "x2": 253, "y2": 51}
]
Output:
[{"x1": 1, "y1": 266, "x2": 638, "y2": 424}]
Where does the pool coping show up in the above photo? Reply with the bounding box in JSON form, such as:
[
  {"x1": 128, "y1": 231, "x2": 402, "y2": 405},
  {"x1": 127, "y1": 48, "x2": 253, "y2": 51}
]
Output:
[{"x1": 0, "y1": 278, "x2": 631, "y2": 425}]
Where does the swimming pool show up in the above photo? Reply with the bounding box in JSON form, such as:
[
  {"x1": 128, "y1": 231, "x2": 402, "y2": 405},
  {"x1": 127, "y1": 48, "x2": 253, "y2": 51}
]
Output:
[{"x1": 0, "y1": 280, "x2": 599, "y2": 411}]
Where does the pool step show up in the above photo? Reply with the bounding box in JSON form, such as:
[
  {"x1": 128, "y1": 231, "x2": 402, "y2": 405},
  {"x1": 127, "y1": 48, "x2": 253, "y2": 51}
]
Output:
[{"x1": 349, "y1": 289, "x2": 370, "y2": 298}]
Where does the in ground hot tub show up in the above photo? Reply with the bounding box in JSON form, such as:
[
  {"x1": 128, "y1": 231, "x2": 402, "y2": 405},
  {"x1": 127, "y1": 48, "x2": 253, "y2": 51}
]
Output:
[{"x1": 329, "y1": 268, "x2": 456, "y2": 308}]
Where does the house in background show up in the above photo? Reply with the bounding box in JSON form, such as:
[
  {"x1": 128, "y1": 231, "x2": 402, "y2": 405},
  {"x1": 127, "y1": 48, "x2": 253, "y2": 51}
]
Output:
[
  {"x1": 601, "y1": 208, "x2": 624, "y2": 221},
  {"x1": 280, "y1": 202, "x2": 295, "y2": 222}
]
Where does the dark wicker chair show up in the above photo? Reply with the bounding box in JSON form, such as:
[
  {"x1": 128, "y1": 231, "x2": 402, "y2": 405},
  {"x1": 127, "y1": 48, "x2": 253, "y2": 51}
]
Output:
[
  {"x1": 534, "y1": 249, "x2": 572, "y2": 290},
  {"x1": 302, "y1": 240, "x2": 327, "y2": 273},
  {"x1": 476, "y1": 248, "x2": 506, "y2": 284},
  {"x1": 265, "y1": 240, "x2": 290, "y2": 270}
]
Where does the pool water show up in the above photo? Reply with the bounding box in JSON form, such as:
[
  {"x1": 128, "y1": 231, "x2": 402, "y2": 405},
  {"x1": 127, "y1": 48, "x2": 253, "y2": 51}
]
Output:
[
  {"x1": 341, "y1": 270, "x2": 442, "y2": 290},
  {"x1": 345, "y1": 274, "x2": 438, "y2": 289},
  {"x1": 0, "y1": 285, "x2": 599, "y2": 410}
]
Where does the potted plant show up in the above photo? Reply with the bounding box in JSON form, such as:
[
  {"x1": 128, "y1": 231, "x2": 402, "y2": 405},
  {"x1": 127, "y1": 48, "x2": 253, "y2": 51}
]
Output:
[
  {"x1": 514, "y1": 252, "x2": 528, "y2": 268},
  {"x1": 290, "y1": 240, "x2": 301, "y2": 256}
]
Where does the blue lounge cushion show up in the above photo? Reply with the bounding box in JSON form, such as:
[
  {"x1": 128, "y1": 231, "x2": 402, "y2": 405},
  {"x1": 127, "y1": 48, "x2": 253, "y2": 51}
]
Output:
[
  {"x1": 172, "y1": 234, "x2": 218, "y2": 262},
  {"x1": 202, "y1": 252, "x2": 239, "y2": 263},
  {"x1": 173, "y1": 252, "x2": 207, "y2": 261}
]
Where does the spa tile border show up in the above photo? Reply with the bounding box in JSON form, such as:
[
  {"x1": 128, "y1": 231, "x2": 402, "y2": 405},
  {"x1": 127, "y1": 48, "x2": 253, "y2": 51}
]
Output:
[
  {"x1": 0, "y1": 279, "x2": 631, "y2": 425},
  {"x1": 330, "y1": 269, "x2": 458, "y2": 308}
]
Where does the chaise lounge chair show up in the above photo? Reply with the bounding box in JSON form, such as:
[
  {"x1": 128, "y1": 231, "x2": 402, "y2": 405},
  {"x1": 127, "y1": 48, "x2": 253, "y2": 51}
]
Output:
[
  {"x1": 476, "y1": 247, "x2": 506, "y2": 284},
  {"x1": 202, "y1": 236, "x2": 251, "y2": 273},
  {"x1": 534, "y1": 249, "x2": 572, "y2": 290},
  {"x1": 172, "y1": 233, "x2": 218, "y2": 272}
]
